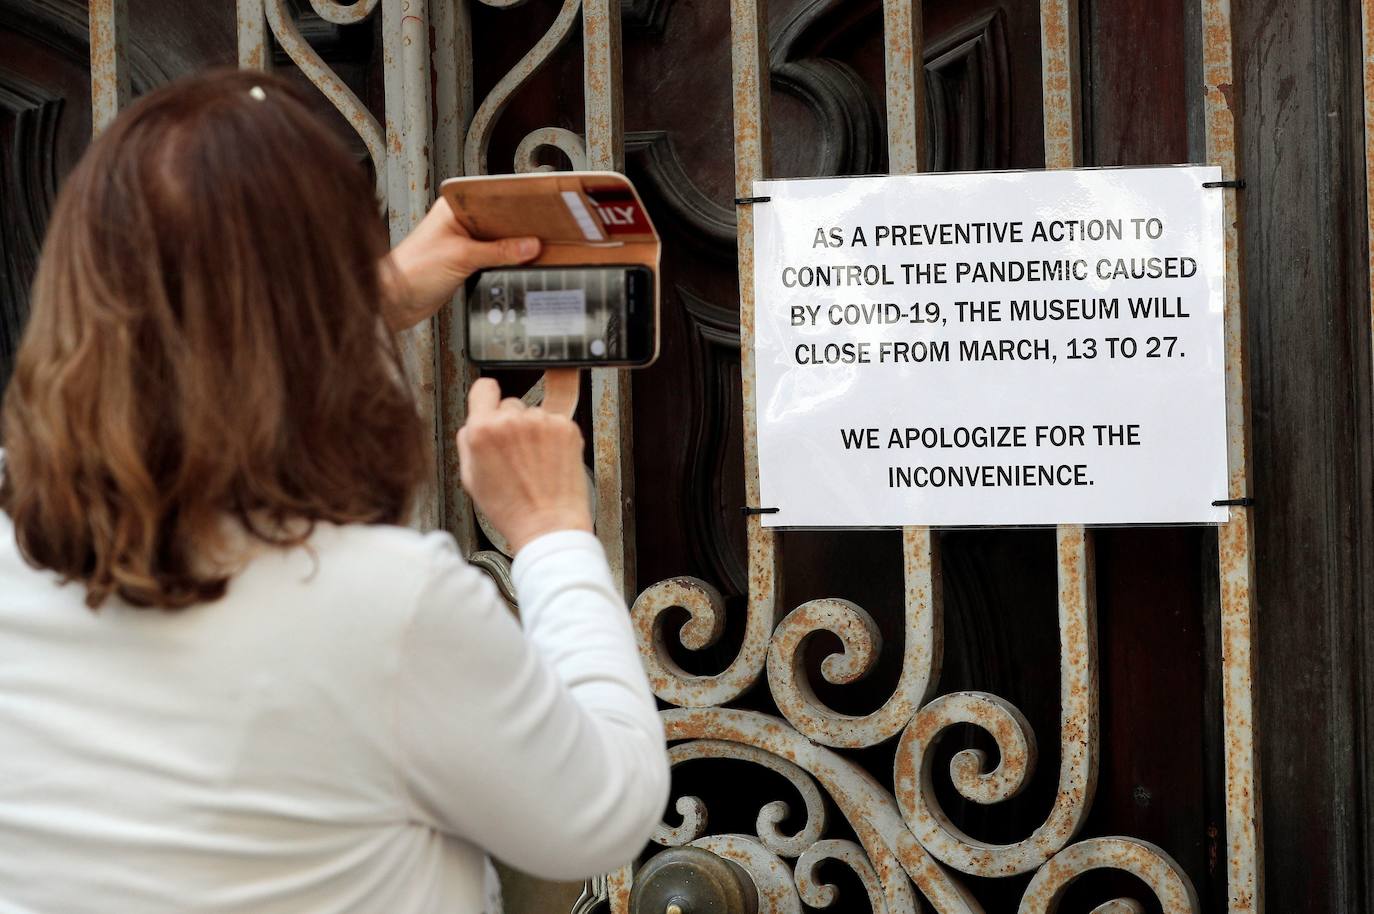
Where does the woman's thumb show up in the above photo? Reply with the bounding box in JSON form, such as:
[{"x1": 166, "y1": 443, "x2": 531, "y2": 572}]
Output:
[{"x1": 462, "y1": 236, "x2": 541, "y2": 271}]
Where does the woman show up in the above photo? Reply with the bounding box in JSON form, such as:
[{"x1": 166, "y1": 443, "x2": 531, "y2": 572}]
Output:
[{"x1": 0, "y1": 69, "x2": 668, "y2": 912}]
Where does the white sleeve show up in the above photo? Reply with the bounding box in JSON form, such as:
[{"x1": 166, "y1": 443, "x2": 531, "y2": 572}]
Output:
[{"x1": 393, "y1": 530, "x2": 670, "y2": 881}]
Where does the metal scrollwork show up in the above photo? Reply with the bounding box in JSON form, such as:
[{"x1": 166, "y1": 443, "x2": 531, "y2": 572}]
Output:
[
  {"x1": 764, "y1": 527, "x2": 943, "y2": 749},
  {"x1": 623, "y1": 528, "x2": 1124, "y2": 912},
  {"x1": 659, "y1": 740, "x2": 827, "y2": 856},
  {"x1": 464, "y1": 0, "x2": 584, "y2": 176},
  {"x1": 645, "y1": 707, "x2": 979, "y2": 914},
  {"x1": 795, "y1": 839, "x2": 912, "y2": 914},
  {"x1": 307, "y1": 0, "x2": 381, "y2": 25},
  {"x1": 514, "y1": 127, "x2": 590, "y2": 172},
  {"x1": 260, "y1": 0, "x2": 386, "y2": 195},
  {"x1": 610, "y1": 702, "x2": 1197, "y2": 914},
  {"x1": 632, "y1": 570, "x2": 781, "y2": 710},
  {"x1": 894, "y1": 691, "x2": 1044, "y2": 873},
  {"x1": 1017, "y1": 837, "x2": 1201, "y2": 913}
]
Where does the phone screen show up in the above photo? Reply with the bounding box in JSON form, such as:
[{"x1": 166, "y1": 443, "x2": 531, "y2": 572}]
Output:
[{"x1": 467, "y1": 265, "x2": 653, "y2": 366}]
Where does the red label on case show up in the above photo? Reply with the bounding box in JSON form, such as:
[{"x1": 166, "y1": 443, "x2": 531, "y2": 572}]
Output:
[{"x1": 586, "y1": 189, "x2": 651, "y2": 236}]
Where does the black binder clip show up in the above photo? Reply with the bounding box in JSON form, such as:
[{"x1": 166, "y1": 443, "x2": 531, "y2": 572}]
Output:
[
  {"x1": 735, "y1": 196, "x2": 772, "y2": 206},
  {"x1": 1211, "y1": 497, "x2": 1255, "y2": 507},
  {"x1": 741, "y1": 506, "x2": 781, "y2": 516},
  {"x1": 1202, "y1": 179, "x2": 1246, "y2": 189}
]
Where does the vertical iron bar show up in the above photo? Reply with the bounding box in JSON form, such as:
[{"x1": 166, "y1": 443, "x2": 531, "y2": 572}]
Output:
[
  {"x1": 732, "y1": 0, "x2": 780, "y2": 676},
  {"x1": 882, "y1": 0, "x2": 925, "y2": 175},
  {"x1": 385, "y1": 0, "x2": 442, "y2": 530},
  {"x1": 1040, "y1": 0, "x2": 1083, "y2": 170},
  {"x1": 434, "y1": 0, "x2": 479, "y2": 554},
  {"x1": 1200, "y1": 0, "x2": 1264, "y2": 910},
  {"x1": 1039, "y1": 0, "x2": 1100, "y2": 852},
  {"x1": 882, "y1": 0, "x2": 940, "y2": 723},
  {"x1": 89, "y1": 0, "x2": 130, "y2": 135},
  {"x1": 382, "y1": 2, "x2": 409, "y2": 241},
  {"x1": 583, "y1": 0, "x2": 636, "y2": 597},
  {"x1": 236, "y1": 0, "x2": 269, "y2": 71}
]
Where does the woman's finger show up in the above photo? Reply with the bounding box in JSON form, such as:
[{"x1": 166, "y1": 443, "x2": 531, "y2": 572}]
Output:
[{"x1": 467, "y1": 377, "x2": 501, "y2": 416}]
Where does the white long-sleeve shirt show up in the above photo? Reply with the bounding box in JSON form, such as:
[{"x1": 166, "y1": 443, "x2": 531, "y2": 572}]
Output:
[{"x1": 0, "y1": 511, "x2": 669, "y2": 913}]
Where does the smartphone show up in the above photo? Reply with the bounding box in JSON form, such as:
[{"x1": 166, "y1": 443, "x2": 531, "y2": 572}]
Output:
[{"x1": 466, "y1": 264, "x2": 658, "y2": 368}]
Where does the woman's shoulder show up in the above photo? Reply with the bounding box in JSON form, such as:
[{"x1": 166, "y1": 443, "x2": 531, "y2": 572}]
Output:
[
  {"x1": 219, "y1": 519, "x2": 471, "y2": 618},
  {"x1": 294, "y1": 521, "x2": 470, "y2": 596},
  {"x1": 308, "y1": 520, "x2": 460, "y2": 565}
]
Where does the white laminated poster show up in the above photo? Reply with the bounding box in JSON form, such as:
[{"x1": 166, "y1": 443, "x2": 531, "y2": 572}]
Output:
[{"x1": 751, "y1": 166, "x2": 1230, "y2": 528}]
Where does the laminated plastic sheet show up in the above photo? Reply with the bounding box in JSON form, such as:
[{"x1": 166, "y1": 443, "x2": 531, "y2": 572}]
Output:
[{"x1": 751, "y1": 167, "x2": 1229, "y2": 528}]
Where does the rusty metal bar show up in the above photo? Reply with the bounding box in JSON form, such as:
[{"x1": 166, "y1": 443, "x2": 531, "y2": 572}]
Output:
[
  {"x1": 731, "y1": 0, "x2": 782, "y2": 702},
  {"x1": 1200, "y1": 0, "x2": 1264, "y2": 910},
  {"x1": 1039, "y1": 0, "x2": 1100, "y2": 857},
  {"x1": 382, "y1": 0, "x2": 442, "y2": 530},
  {"x1": 1040, "y1": 0, "x2": 1082, "y2": 170},
  {"x1": 381, "y1": 2, "x2": 408, "y2": 241},
  {"x1": 89, "y1": 0, "x2": 130, "y2": 135},
  {"x1": 237, "y1": 0, "x2": 269, "y2": 71},
  {"x1": 583, "y1": 0, "x2": 637, "y2": 598},
  {"x1": 434, "y1": 0, "x2": 479, "y2": 554},
  {"x1": 882, "y1": 0, "x2": 925, "y2": 175},
  {"x1": 882, "y1": 1, "x2": 941, "y2": 750}
]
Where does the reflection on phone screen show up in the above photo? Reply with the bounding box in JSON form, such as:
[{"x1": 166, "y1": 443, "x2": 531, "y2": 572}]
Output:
[{"x1": 469, "y1": 267, "x2": 628, "y2": 363}]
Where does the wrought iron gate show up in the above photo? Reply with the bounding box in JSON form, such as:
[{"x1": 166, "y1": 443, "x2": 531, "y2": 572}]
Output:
[{"x1": 86, "y1": 1, "x2": 1266, "y2": 911}]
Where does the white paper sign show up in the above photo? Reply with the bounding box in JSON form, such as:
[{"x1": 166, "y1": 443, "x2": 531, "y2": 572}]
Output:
[
  {"x1": 525, "y1": 288, "x2": 588, "y2": 337},
  {"x1": 752, "y1": 166, "x2": 1229, "y2": 527}
]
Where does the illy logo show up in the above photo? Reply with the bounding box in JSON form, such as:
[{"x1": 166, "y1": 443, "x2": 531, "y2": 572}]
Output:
[{"x1": 596, "y1": 204, "x2": 638, "y2": 226}]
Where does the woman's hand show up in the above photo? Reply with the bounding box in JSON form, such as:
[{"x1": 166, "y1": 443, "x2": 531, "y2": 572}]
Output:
[
  {"x1": 456, "y1": 377, "x2": 592, "y2": 554},
  {"x1": 385, "y1": 198, "x2": 540, "y2": 332}
]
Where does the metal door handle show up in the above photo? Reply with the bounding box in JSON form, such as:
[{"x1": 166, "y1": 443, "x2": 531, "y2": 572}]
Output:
[{"x1": 628, "y1": 847, "x2": 758, "y2": 914}]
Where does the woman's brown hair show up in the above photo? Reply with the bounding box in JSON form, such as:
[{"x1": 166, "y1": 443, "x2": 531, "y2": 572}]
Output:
[{"x1": 0, "y1": 69, "x2": 428, "y2": 609}]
